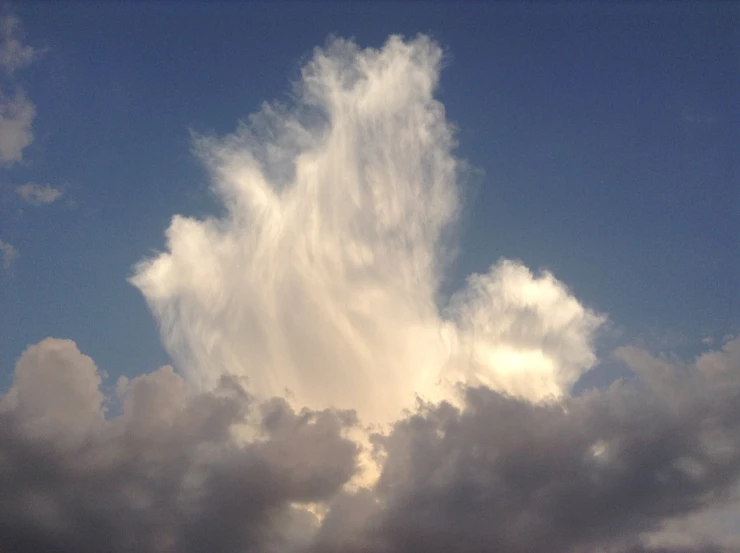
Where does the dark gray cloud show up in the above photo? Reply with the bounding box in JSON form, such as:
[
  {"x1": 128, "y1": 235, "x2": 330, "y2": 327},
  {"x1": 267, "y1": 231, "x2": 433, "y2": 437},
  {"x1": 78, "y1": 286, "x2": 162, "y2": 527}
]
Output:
[
  {"x1": 0, "y1": 340, "x2": 358, "y2": 553},
  {"x1": 2, "y1": 338, "x2": 740, "y2": 553},
  {"x1": 314, "y1": 339, "x2": 740, "y2": 553}
]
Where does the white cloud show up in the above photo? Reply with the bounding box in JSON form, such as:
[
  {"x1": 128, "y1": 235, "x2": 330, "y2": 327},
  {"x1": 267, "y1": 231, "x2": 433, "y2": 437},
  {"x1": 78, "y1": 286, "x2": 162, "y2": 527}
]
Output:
[
  {"x1": 16, "y1": 182, "x2": 64, "y2": 205},
  {"x1": 445, "y1": 260, "x2": 605, "y2": 401},
  {"x1": 131, "y1": 36, "x2": 605, "y2": 425},
  {"x1": 0, "y1": 236, "x2": 17, "y2": 270}
]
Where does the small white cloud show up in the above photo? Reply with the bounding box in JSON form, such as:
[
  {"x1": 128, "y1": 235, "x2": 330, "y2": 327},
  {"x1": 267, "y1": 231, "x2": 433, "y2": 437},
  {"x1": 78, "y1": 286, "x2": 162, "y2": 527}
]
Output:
[
  {"x1": 16, "y1": 182, "x2": 63, "y2": 205},
  {"x1": 0, "y1": 236, "x2": 17, "y2": 270}
]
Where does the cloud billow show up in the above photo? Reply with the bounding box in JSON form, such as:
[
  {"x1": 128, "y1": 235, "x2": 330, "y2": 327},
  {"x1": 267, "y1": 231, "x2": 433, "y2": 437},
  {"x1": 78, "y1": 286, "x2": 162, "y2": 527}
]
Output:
[
  {"x1": 0, "y1": 339, "x2": 358, "y2": 553},
  {"x1": 2, "y1": 336, "x2": 740, "y2": 552}
]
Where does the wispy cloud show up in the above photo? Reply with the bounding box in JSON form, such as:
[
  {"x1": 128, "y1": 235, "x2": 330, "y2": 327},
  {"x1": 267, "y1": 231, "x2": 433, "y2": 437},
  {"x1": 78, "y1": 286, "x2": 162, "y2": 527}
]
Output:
[
  {"x1": 0, "y1": 236, "x2": 17, "y2": 270},
  {"x1": 670, "y1": 101, "x2": 718, "y2": 126},
  {"x1": 0, "y1": 13, "x2": 36, "y2": 165},
  {"x1": 0, "y1": 88, "x2": 34, "y2": 164},
  {"x1": 682, "y1": 110, "x2": 718, "y2": 125},
  {"x1": 0, "y1": 15, "x2": 35, "y2": 74},
  {"x1": 16, "y1": 182, "x2": 64, "y2": 205}
]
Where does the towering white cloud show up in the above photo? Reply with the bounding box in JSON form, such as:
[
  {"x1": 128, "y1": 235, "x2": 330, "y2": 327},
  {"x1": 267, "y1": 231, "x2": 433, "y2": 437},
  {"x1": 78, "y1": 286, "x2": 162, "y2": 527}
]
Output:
[{"x1": 131, "y1": 35, "x2": 604, "y2": 423}]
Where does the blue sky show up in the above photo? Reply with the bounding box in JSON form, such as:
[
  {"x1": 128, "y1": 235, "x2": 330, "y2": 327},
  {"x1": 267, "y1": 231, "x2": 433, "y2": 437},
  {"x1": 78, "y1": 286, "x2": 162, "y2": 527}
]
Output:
[{"x1": 0, "y1": 1, "x2": 737, "y2": 390}]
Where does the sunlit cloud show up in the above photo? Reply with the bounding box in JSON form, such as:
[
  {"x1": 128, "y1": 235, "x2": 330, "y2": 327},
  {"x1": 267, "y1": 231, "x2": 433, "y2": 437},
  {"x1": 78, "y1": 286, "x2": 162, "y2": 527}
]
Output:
[{"x1": 131, "y1": 35, "x2": 604, "y2": 424}]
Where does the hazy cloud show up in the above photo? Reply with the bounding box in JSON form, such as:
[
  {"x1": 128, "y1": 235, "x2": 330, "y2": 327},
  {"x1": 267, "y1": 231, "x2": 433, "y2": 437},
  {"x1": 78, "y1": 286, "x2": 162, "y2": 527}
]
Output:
[
  {"x1": 0, "y1": 236, "x2": 17, "y2": 269},
  {"x1": 0, "y1": 14, "x2": 36, "y2": 165},
  {"x1": 16, "y1": 182, "x2": 64, "y2": 205},
  {"x1": 0, "y1": 88, "x2": 34, "y2": 164},
  {"x1": 0, "y1": 15, "x2": 35, "y2": 74}
]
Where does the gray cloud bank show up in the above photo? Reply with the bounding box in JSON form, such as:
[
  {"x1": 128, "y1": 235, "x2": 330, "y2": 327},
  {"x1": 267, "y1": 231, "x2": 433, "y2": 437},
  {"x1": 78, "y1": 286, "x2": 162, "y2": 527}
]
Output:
[{"x1": 1, "y1": 336, "x2": 740, "y2": 553}]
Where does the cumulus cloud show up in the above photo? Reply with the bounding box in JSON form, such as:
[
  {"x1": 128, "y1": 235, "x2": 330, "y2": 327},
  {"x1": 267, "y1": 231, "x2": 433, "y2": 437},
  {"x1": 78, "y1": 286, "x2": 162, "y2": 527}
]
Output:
[
  {"x1": 320, "y1": 337, "x2": 740, "y2": 553},
  {"x1": 131, "y1": 35, "x2": 604, "y2": 424},
  {"x1": 0, "y1": 339, "x2": 104, "y2": 445},
  {"x1": 4, "y1": 34, "x2": 740, "y2": 553},
  {"x1": 444, "y1": 260, "x2": 605, "y2": 401},
  {"x1": 0, "y1": 338, "x2": 358, "y2": 553},
  {"x1": 0, "y1": 236, "x2": 17, "y2": 269},
  {"x1": 1, "y1": 336, "x2": 740, "y2": 552},
  {"x1": 15, "y1": 182, "x2": 64, "y2": 205}
]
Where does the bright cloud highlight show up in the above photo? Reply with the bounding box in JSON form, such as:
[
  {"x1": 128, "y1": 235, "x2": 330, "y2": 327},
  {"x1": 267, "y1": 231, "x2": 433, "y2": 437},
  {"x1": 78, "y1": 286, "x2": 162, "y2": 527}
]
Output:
[{"x1": 131, "y1": 36, "x2": 604, "y2": 424}]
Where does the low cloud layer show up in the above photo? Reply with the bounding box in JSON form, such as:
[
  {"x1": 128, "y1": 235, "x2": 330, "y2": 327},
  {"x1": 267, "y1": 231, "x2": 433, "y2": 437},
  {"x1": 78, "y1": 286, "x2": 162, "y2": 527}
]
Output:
[
  {"x1": 2, "y1": 34, "x2": 739, "y2": 553},
  {"x1": 2, "y1": 336, "x2": 740, "y2": 552},
  {"x1": 0, "y1": 339, "x2": 359, "y2": 553}
]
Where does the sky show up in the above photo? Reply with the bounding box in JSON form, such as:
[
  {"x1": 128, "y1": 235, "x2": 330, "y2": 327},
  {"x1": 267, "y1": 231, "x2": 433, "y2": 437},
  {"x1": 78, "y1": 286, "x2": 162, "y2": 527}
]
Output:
[{"x1": 0, "y1": 2, "x2": 738, "y2": 552}]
